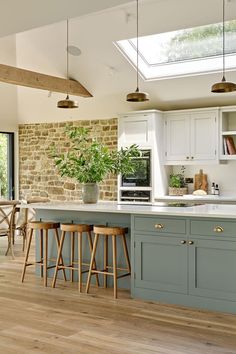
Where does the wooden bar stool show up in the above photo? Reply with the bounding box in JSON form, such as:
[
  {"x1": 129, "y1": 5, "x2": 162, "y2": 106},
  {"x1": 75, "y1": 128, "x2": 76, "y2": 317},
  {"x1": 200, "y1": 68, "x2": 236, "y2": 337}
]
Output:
[
  {"x1": 21, "y1": 221, "x2": 66, "y2": 287},
  {"x1": 52, "y1": 223, "x2": 99, "y2": 292},
  {"x1": 86, "y1": 225, "x2": 131, "y2": 299}
]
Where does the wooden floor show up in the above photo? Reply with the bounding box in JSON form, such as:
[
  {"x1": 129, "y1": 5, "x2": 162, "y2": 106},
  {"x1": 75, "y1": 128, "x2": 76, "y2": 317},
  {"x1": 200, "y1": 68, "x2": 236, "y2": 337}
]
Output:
[{"x1": 0, "y1": 237, "x2": 236, "y2": 354}]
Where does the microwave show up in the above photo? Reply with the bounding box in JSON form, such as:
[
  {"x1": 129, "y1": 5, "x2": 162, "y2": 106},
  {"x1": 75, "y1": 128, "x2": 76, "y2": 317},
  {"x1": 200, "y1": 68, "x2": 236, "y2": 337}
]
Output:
[{"x1": 121, "y1": 149, "x2": 151, "y2": 187}]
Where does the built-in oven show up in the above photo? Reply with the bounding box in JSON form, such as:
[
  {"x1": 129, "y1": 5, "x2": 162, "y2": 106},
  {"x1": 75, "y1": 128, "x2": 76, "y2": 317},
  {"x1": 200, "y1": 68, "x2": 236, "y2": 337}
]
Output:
[
  {"x1": 119, "y1": 149, "x2": 152, "y2": 204},
  {"x1": 121, "y1": 149, "x2": 151, "y2": 187}
]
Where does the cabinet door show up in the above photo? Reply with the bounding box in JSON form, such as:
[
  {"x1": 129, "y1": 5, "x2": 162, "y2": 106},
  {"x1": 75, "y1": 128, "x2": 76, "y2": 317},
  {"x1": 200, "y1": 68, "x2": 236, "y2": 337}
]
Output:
[
  {"x1": 165, "y1": 114, "x2": 191, "y2": 161},
  {"x1": 118, "y1": 114, "x2": 154, "y2": 147},
  {"x1": 188, "y1": 238, "x2": 236, "y2": 301},
  {"x1": 190, "y1": 111, "x2": 217, "y2": 161},
  {"x1": 134, "y1": 234, "x2": 188, "y2": 294}
]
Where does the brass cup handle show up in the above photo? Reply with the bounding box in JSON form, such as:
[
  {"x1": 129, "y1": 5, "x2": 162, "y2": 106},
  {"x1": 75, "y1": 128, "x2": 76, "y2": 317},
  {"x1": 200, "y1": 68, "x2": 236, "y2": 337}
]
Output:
[
  {"x1": 180, "y1": 240, "x2": 186, "y2": 244},
  {"x1": 213, "y1": 226, "x2": 224, "y2": 233},
  {"x1": 155, "y1": 223, "x2": 164, "y2": 229},
  {"x1": 188, "y1": 241, "x2": 194, "y2": 245}
]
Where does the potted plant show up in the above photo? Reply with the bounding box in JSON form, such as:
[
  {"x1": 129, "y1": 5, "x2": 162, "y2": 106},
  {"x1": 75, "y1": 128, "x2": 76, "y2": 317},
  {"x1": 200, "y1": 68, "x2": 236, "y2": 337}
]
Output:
[
  {"x1": 169, "y1": 166, "x2": 188, "y2": 196},
  {"x1": 51, "y1": 126, "x2": 141, "y2": 203}
]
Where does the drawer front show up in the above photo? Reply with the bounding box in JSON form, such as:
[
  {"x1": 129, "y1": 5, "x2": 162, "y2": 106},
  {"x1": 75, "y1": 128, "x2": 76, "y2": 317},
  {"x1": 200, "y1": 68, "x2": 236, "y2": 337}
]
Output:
[
  {"x1": 134, "y1": 216, "x2": 186, "y2": 234},
  {"x1": 190, "y1": 219, "x2": 236, "y2": 238}
]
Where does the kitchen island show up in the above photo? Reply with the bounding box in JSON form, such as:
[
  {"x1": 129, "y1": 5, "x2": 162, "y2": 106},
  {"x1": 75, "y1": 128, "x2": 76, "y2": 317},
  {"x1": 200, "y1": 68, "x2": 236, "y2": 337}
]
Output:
[{"x1": 25, "y1": 201, "x2": 236, "y2": 314}]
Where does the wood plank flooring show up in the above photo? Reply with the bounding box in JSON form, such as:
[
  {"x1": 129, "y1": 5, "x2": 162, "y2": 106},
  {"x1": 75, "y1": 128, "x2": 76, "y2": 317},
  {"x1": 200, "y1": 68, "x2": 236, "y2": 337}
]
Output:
[{"x1": 0, "y1": 236, "x2": 236, "y2": 354}]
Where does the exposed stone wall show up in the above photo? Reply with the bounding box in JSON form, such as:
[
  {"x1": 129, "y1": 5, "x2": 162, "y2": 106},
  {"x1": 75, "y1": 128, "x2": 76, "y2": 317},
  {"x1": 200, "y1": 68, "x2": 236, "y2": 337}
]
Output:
[{"x1": 18, "y1": 118, "x2": 118, "y2": 201}]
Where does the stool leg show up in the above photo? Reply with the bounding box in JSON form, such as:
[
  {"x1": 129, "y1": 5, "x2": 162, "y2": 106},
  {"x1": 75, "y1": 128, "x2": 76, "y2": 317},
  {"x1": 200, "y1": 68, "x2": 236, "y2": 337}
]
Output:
[
  {"x1": 103, "y1": 235, "x2": 108, "y2": 288},
  {"x1": 86, "y1": 234, "x2": 99, "y2": 294},
  {"x1": 121, "y1": 234, "x2": 131, "y2": 274},
  {"x1": 52, "y1": 230, "x2": 66, "y2": 288},
  {"x1": 112, "y1": 235, "x2": 117, "y2": 299},
  {"x1": 71, "y1": 231, "x2": 75, "y2": 282},
  {"x1": 78, "y1": 232, "x2": 82, "y2": 292},
  {"x1": 54, "y1": 228, "x2": 66, "y2": 281},
  {"x1": 43, "y1": 230, "x2": 48, "y2": 287},
  {"x1": 21, "y1": 228, "x2": 33, "y2": 282},
  {"x1": 40, "y1": 229, "x2": 43, "y2": 278},
  {"x1": 87, "y1": 231, "x2": 99, "y2": 287}
]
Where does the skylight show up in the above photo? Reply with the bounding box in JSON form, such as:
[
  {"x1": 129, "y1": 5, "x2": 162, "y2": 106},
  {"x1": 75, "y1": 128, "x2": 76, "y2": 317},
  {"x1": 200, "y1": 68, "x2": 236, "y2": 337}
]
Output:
[{"x1": 116, "y1": 20, "x2": 236, "y2": 80}]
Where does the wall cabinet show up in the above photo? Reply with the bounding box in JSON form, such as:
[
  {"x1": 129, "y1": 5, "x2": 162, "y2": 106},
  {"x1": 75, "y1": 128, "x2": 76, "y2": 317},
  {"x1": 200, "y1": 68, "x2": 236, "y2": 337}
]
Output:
[
  {"x1": 164, "y1": 109, "x2": 219, "y2": 165},
  {"x1": 220, "y1": 106, "x2": 236, "y2": 160},
  {"x1": 118, "y1": 110, "x2": 158, "y2": 147},
  {"x1": 132, "y1": 215, "x2": 236, "y2": 313},
  {"x1": 118, "y1": 110, "x2": 168, "y2": 202}
]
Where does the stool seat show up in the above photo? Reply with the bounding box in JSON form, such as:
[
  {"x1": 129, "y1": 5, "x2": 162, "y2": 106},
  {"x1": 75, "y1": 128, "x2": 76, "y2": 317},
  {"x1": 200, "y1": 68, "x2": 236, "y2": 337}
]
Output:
[
  {"x1": 28, "y1": 221, "x2": 60, "y2": 230},
  {"x1": 21, "y1": 221, "x2": 66, "y2": 287},
  {"x1": 86, "y1": 225, "x2": 131, "y2": 299},
  {"x1": 93, "y1": 225, "x2": 128, "y2": 235},
  {"x1": 60, "y1": 223, "x2": 93, "y2": 233}
]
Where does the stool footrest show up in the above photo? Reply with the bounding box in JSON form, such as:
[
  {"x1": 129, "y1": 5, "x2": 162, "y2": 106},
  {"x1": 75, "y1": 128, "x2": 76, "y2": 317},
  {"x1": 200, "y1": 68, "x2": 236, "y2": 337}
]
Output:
[{"x1": 117, "y1": 272, "x2": 131, "y2": 279}]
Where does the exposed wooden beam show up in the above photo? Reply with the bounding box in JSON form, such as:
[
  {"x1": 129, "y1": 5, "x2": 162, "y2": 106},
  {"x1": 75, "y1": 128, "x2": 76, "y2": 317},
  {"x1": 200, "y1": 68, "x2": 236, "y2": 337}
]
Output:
[{"x1": 0, "y1": 64, "x2": 92, "y2": 98}]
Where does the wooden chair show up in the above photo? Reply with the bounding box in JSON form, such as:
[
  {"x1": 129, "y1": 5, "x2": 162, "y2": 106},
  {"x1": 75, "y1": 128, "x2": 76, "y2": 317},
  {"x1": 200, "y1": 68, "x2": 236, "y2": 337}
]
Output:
[
  {"x1": 21, "y1": 220, "x2": 66, "y2": 287},
  {"x1": 0, "y1": 200, "x2": 19, "y2": 258},
  {"x1": 14, "y1": 198, "x2": 50, "y2": 251},
  {"x1": 86, "y1": 225, "x2": 131, "y2": 299},
  {"x1": 52, "y1": 223, "x2": 99, "y2": 292}
]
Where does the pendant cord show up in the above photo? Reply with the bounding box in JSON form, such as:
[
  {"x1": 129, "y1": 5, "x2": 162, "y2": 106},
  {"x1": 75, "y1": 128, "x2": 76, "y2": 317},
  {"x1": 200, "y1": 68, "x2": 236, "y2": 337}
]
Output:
[
  {"x1": 222, "y1": 0, "x2": 225, "y2": 79},
  {"x1": 136, "y1": 0, "x2": 139, "y2": 92}
]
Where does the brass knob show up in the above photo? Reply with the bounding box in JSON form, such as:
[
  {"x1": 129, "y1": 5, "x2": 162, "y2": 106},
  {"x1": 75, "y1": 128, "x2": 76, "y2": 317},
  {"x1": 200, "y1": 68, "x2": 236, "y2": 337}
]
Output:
[
  {"x1": 186, "y1": 156, "x2": 189, "y2": 159},
  {"x1": 155, "y1": 223, "x2": 164, "y2": 229},
  {"x1": 188, "y1": 241, "x2": 194, "y2": 245},
  {"x1": 213, "y1": 226, "x2": 224, "y2": 233},
  {"x1": 191, "y1": 156, "x2": 194, "y2": 159},
  {"x1": 180, "y1": 240, "x2": 186, "y2": 244}
]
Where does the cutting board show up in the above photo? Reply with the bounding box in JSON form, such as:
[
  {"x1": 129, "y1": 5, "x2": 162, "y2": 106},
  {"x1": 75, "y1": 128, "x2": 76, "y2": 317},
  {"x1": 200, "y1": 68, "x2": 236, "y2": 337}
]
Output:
[{"x1": 194, "y1": 169, "x2": 208, "y2": 193}]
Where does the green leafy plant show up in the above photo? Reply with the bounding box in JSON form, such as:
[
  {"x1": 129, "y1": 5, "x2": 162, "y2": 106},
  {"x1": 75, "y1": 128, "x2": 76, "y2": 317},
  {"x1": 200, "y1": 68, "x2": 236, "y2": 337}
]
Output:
[
  {"x1": 169, "y1": 166, "x2": 186, "y2": 188},
  {"x1": 51, "y1": 126, "x2": 141, "y2": 184}
]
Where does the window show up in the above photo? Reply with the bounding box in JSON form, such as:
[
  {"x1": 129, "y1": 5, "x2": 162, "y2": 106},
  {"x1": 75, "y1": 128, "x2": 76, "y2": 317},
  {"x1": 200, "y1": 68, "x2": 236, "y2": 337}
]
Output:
[
  {"x1": 115, "y1": 20, "x2": 236, "y2": 80},
  {"x1": 0, "y1": 133, "x2": 14, "y2": 200}
]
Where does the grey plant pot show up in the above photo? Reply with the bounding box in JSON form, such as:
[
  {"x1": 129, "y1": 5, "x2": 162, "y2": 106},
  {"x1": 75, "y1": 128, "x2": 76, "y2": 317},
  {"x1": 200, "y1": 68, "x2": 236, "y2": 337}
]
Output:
[{"x1": 82, "y1": 183, "x2": 99, "y2": 204}]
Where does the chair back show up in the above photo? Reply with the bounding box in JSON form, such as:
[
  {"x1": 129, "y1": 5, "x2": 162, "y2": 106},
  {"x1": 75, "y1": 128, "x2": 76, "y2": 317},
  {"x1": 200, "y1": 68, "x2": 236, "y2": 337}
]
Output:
[{"x1": 0, "y1": 200, "x2": 19, "y2": 237}]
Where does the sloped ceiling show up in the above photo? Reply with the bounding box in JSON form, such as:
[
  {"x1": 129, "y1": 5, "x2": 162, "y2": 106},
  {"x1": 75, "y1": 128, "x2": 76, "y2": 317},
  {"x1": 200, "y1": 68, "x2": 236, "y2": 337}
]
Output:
[
  {"x1": 2, "y1": 0, "x2": 236, "y2": 123},
  {"x1": 0, "y1": 0, "x2": 133, "y2": 38}
]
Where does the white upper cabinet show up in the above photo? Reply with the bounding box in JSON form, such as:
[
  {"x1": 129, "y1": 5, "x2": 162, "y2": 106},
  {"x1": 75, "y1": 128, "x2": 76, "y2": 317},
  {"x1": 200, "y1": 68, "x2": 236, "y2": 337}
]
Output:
[
  {"x1": 165, "y1": 113, "x2": 191, "y2": 161},
  {"x1": 118, "y1": 111, "x2": 156, "y2": 147},
  {"x1": 164, "y1": 109, "x2": 219, "y2": 165}
]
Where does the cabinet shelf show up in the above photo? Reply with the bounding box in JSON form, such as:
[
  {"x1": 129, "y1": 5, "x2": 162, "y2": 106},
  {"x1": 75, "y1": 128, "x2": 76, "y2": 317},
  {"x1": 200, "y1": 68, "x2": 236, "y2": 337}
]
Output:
[{"x1": 222, "y1": 131, "x2": 236, "y2": 136}]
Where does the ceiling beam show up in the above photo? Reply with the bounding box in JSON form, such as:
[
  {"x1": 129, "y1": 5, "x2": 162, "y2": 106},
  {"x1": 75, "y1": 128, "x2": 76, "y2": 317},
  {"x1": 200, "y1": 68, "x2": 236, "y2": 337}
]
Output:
[{"x1": 0, "y1": 64, "x2": 92, "y2": 98}]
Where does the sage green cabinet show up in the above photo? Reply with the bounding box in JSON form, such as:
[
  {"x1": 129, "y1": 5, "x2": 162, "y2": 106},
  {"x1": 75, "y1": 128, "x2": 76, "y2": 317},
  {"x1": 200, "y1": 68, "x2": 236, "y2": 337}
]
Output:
[
  {"x1": 132, "y1": 215, "x2": 236, "y2": 313},
  {"x1": 188, "y1": 238, "x2": 236, "y2": 301},
  {"x1": 134, "y1": 234, "x2": 188, "y2": 294}
]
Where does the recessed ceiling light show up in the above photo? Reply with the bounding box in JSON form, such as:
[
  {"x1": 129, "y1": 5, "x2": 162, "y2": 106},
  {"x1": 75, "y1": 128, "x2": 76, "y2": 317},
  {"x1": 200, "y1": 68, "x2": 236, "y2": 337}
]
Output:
[{"x1": 67, "y1": 45, "x2": 82, "y2": 56}]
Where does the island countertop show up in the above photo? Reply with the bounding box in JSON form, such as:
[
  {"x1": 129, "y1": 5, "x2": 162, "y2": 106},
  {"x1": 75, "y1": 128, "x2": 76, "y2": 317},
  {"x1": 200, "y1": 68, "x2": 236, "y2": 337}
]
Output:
[{"x1": 22, "y1": 201, "x2": 236, "y2": 219}]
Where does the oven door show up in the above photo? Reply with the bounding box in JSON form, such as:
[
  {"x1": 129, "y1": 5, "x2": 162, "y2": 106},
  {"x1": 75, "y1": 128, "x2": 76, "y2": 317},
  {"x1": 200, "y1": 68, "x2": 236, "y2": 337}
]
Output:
[{"x1": 121, "y1": 150, "x2": 151, "y2": 187}]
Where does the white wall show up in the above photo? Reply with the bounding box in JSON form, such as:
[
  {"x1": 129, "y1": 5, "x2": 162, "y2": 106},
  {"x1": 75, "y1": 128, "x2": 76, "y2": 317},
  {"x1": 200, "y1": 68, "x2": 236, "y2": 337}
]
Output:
[
  {"x1": 0, "y1": 35, "x2": 18, "y2": 131},
  {"x1": 173, "y1": 162, "x2": 236, "y2": 196}
]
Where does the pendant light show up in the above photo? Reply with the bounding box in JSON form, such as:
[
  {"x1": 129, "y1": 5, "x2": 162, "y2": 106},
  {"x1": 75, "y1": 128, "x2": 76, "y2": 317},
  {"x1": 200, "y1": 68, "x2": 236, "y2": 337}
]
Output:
[
  {"x1": 211, "y1": 0, "x2": 236, "y2": 93},
  {"x1": 57, "y1": 19, "x2": 78, "y2": 108},
  {"x1": 126, "y1": 0, "x2": 149, "y2": 102}
]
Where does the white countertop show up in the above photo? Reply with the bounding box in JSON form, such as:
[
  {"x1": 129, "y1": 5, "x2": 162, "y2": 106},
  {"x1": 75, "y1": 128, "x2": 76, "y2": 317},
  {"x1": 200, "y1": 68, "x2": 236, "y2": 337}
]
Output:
[
  {"x1": 155, "y1": 195, "x2": 236, "y2": 203},
  {"x1": 22, "y1": 201, "x2": 236, "y2": 219}
]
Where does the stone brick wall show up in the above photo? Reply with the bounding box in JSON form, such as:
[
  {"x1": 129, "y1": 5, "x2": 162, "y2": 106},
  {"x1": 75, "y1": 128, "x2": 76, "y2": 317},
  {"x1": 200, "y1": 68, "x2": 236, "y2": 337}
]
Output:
[{"x1": 18, "y1": 118, "x2": 118, "y2": 201}]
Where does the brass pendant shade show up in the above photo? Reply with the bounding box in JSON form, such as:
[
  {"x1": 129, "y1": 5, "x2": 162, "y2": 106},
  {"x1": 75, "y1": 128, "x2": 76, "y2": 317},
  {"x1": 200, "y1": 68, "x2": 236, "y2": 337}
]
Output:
[
  {"x1": 211, "y1": 76, "x2": 236, "y2": 93},
  {"x1": 126, "y1": 0, "x2": 149, "y2": 102},
  {"x1": 57, "y1": 94, "x2": 78, "y2": 108},
  {"x1": 126, "y1": 88, "x2": 149, "y2": 102},
  {"x1": 57, "y1": 19, "x2": 78, "y2": 108},
  {"x1": 211, "y1": 0, "x2": 236, "y2": 93}
]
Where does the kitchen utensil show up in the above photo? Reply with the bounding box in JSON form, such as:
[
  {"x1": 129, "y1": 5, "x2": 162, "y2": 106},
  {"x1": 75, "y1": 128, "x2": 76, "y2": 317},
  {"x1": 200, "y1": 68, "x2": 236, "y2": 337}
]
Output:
[{"x1": 194, "y1": 169, "x2": 208, "y2": 193}]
